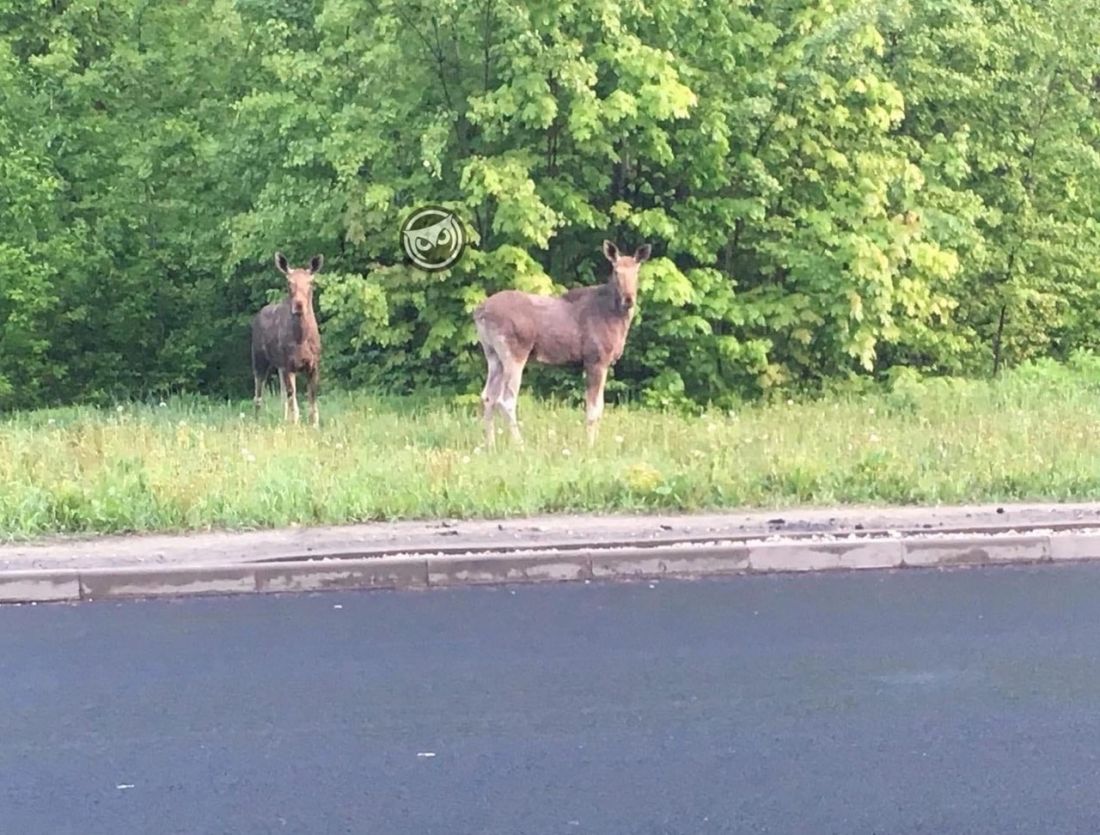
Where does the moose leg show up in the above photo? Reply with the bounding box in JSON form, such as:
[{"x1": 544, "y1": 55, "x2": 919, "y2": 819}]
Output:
[
  {"x1": 253, "y1": 368, "x2": 269, "y2": 416},
  {"x1": 497, "y1": 356, "x2": 527, "y2": 444},
  {"x1": 279, "y1": 370, "x2": 289, "y2": 422},
  {"x1": 480, "y1": 346, "x2": 504, "y2": 447},
  {"x1": 584, "y1": 363, "x2": 609, "y2": 447},
  {"x1": 252, "y1": 345, "x2": 270, "y2": 416},
  {"x1": 307, "y1": 367, "x2": 320, "y2": 429},
  {"x1": 284, "y1": 370, "x2": 300, "y2": 425}
]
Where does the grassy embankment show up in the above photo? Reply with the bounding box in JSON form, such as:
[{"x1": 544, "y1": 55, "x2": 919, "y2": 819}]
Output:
[{"x1": 2, "y1": 358, "x2": 1099, "y2": 539}]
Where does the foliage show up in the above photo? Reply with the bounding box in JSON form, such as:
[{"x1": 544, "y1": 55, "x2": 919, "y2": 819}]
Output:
[{"x1": 1, "y1": 0, "x2": 1098, "y2": 409}]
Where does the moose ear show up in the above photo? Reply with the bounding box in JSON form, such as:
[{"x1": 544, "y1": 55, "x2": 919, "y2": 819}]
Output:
[
  {"x1": 634, "y1": 243, "x2": 652, "y2": 263},
  {"x1": 274, "y1": 252, "x2": 289, "y2": 275},
  {"x1": 602, "y1": 240, "x2": 619, "y2": 262},
  {"x1": 309, "y1": 254, "x2": 324, "y2": 273}
]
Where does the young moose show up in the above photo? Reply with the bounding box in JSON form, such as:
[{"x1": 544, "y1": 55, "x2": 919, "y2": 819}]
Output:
[
  {"x1": 251, "y1": 252, "x2": 323, "y2": 427},
  {"x1": 473, "y1": 240, "x2": 652, "y2": 447}
]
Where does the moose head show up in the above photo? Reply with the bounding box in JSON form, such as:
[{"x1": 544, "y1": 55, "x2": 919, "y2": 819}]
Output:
[
  {"x1": 274, "y1": 251, "x2": 323, "y2": 318},
  {"x1": 602, "y1": 240, "x2": 652, "y2": 314}
]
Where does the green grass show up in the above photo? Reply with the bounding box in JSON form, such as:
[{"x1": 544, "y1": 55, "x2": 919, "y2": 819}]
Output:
[{"x1": 3, "y1": 358, "x2": 1100, "y2": 540}]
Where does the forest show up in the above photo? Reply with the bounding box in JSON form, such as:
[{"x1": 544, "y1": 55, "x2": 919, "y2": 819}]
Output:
[{"x1": 2, "y1": 0, "x2": 1099, "y2": 411}]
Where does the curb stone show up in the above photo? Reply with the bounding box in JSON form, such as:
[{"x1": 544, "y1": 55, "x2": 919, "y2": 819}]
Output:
[
  {"x1": 426, "y1": 552, "x2": 593, "y2": 587},
  {"x1": 255, "y1": 557, "x2": 429, "y2": 594},
  {"x1": 1, "y1": 530, "x2": 1094, "y2": 605},
  {"x1": 1050, "y1": 532, "x2": 1100, "y2": 562},
  {"x1": 80, "y1": 565, "x2": 256, "y2": 600},
  {"x1": 749, "y1": 540, "x2": 904, "y2": 572},
  {"x1": 590, "y1": 545, "x2": 752, "y2": 578},
  {"x1": 0, "y1": 570, "x2": 82, "y2": 603},
  {"x1": 902, "y1": 534, "x2": 1050, "y2": 568}
]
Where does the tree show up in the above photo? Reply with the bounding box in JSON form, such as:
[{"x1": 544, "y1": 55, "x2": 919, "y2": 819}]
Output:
[{"x1": 0, "y1": 0, "x2": 1098, "y2": 410}]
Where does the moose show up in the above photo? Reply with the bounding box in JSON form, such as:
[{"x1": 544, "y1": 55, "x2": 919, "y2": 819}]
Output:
[
  {"x1": 473, "y1": 240, "x2": 652, "y2": 447},
  {"x1": 251, "y1": 251, "x2": 324, "y2": 427}
]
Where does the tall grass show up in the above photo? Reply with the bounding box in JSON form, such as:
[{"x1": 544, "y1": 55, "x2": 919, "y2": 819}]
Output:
[{"x1": 2, "y1": 356, "x2": 1100, "y2": 540}]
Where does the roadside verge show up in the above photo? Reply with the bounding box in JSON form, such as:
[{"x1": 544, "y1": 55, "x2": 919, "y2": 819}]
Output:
[{"x1": 4, "y1": 520, "x2": 1100, "y2": 604}]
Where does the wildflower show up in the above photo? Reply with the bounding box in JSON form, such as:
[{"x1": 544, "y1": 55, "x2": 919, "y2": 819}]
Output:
[
  {"x1": 159, "y1": 401, "x2": 168, "y2": 408},
  {"x1": 614, "y1": 435, "x2": 625, "y2": 444},
  {"x1": 561, "y1": 448, "x2": 572, "y2": 457},
  {"x1": 623, "y1": 463, "x2": 663, "y2": 493}
]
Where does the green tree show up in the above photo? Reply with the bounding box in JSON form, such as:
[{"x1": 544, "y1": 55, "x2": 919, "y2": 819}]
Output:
[{"x1": 1, "y1": 0, "x2": 1098, "y2": 410}]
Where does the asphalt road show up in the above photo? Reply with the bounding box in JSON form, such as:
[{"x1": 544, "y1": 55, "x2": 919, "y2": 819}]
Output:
[{"x1": 3, "y1": 565, "x2": 1100, "y2": 834}]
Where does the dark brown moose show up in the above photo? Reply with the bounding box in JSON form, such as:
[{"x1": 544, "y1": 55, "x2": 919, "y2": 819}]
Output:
[
  {"x1": 251, "y1": 252, "x2": 323, "y2": 427},
  {"x1": 473, "y1": 240, "x2": 652, "y2": 447}
]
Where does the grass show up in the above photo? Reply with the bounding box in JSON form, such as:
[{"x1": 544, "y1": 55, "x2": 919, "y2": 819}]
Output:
[{"x1": 2, "y1": 358, "x2": 1100, "y2": 540}]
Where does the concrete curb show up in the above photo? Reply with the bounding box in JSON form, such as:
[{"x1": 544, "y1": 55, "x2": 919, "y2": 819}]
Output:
[
  {"x1": 10, "y1": 501, "x2": 1100, "y2": 575},
  {"x1": 3, "y1": 529, "x2": 1099, "y2": 605}
]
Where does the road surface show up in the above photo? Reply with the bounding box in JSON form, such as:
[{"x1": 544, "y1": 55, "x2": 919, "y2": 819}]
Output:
[{"x1": 3, "y1": 564, "x2": 1100, "y2": 833}]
